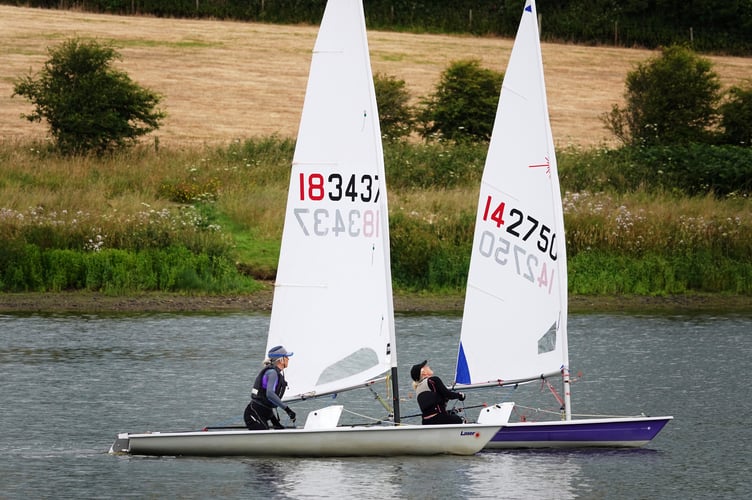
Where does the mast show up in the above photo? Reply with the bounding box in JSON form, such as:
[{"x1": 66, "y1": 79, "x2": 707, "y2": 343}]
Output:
[
  {"x1": 391, "y1": 366, "x2": 401, "y2": 423},
  {"x1": 528, "y1": 0, "x2": 571, "y2": 420}
]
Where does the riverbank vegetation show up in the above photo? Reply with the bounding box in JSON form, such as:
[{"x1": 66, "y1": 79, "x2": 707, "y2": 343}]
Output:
[
  {"x1": 2, "y1": 138, "x2": 750, "y2": 296},
  {"x1": 1, "y1": 6, "x2": 750, "y2": 302}
]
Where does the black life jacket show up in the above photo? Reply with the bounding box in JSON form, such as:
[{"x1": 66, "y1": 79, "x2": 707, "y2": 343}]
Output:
[{"x1": 251, "y1": 365, "x2": 287, "y2": 408}]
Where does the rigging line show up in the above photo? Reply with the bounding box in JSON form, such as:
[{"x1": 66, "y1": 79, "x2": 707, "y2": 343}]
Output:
[
  {"x1": 367, "y1": 383, "x2": 393, "y2": 414},
  {"x1": 401, "y1": 413, "x2": 422, "y2": 419},
  {"x1": 513, "y1": 405, "x2": 562, "y2": 417},
  {"x1": 513, "y1": 405, "x2": 647, "y2": 419},
  {"x1": 341, "y1": 407, "x2": 396, "y2": 424},
  {"x1": 540, "y1": 377, "x2": 564, "y2": 406}
]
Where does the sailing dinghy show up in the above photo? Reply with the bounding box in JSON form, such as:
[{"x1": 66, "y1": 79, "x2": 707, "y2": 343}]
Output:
[
  {"x1": 110, "y1": 0, "x2": 504, "y2": 457},
  {"x1": 454, "y1": 0, "x2": 672, "y2": 449}
]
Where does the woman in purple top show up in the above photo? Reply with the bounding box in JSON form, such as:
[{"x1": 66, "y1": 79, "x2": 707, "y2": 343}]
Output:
[{"x1": 244, "y1": 345, "x2": 297, "y2": 430}]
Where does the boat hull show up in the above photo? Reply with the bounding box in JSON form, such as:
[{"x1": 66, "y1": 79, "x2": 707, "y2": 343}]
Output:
[
  {"x1": 485, "y1": 416, "x2": 673, "y2": 449},
  {"x1": 110, "y1": 423, "x2": 501, "y2": 457}
]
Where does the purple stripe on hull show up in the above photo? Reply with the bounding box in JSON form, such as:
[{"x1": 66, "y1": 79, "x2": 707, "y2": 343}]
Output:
[{"x1": 487, "y1": 416, "x2": 672, "y2": 449}]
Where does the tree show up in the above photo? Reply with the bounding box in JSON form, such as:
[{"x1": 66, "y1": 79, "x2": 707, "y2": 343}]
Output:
[
  {"x1": 373, "y1": 72, "x2": 414, "y2": 141},
  {"x1": 719, "y1": 82, "x2": 752, "y2": 146},
  {"x1": 602, "y1": 45, "x2": 721, "y2": 146},
  {"x1": 417, "y1": 59, "x2": 503, "y2": 142},
  {"x1": 13, "y1": 38, "x2": 165, "y2": 155}
]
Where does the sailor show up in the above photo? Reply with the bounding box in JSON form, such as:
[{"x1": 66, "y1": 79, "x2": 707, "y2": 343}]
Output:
[
  {"x1": 244, "y1": 345, "x2": 297, "y2": 430},
  {"x1": 411, "y1": 360, "x2": 465, "y2": 425}
]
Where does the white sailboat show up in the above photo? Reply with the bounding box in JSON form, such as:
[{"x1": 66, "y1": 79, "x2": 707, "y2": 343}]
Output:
[
  {"x1": 110, "y1": 0, "x2": 504, "y2": 457},
  {"x1": 455, "y1": 0, "x2": 672, "y2": 448}
]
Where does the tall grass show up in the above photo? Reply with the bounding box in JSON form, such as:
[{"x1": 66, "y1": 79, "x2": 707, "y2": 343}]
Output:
[
  {"x1": 563, "y1": 191, "x2": 752, "y2": 294},
  {"x1": 1, "y1": 138, "x2": 750, "y2": 295}
]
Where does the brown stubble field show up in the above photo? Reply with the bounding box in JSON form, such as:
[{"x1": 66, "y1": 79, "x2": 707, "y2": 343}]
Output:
[{"x1": 1, "y1": 5, "x2": 750, "y2": 148}]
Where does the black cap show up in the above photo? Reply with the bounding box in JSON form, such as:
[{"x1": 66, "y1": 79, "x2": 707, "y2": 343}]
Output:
[{"x1": 410, "y1": 360, "x2": 427, "y2": 382}]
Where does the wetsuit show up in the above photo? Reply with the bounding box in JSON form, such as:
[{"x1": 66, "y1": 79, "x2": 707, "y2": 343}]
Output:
[
  {"x1": 244, "y1": 364, "x2": 289, "y2": 430},
  {"x1": 415, "y1": 375, "x2": 464, "y2": 425}
]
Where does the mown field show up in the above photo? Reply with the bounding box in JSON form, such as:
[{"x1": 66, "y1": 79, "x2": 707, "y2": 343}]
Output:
[{"x1": 2, "y1": 5, "x2": 751, "y2": 147}]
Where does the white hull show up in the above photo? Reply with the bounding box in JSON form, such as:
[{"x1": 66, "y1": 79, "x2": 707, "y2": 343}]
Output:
[{"x1": 110, "y1": 423, "x2": 502, "y2": 457}]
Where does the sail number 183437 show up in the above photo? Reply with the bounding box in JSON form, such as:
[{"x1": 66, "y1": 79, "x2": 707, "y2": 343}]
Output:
[
  {"x1": 294, "y1": 171, "x2": 382, "y2": 238},
  {"x1": 299, "y1": 172, "x2": 380, "y2": 203}
]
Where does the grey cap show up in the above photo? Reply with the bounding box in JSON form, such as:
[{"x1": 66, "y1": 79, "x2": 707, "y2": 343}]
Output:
[{"x1": 268, "y1": 345, "x2": 294, "y2": 358}]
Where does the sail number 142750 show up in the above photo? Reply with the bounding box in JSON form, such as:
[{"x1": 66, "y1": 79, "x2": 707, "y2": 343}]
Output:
[
  {"x1": 482, "y1": 195, "x2": 558, "y2": 260},
  {"x1": 478, "y1": 194, "x2": 559, "y2": 294}
]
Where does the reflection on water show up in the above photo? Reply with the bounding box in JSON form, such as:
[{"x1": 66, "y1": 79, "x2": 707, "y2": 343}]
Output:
[
  {"x1": 1, "y1": 312, "x2": 750, "y2": 499},
  {"x1": 239, "y1": 453, "x2": 580, "y2": 499}
]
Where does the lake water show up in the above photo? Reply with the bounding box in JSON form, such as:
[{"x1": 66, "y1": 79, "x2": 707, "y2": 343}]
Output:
[{"x1": 1, "y1": 312, "x2": 750, "y2": 499}]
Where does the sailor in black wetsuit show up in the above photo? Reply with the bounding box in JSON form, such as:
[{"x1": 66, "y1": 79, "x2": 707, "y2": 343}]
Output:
[
  {"x1": 244, "y1": 345, "x2": 297, "y2": 430},
  {"x1": 411, "y1": 360, "x2": 466, "y2": 425}
]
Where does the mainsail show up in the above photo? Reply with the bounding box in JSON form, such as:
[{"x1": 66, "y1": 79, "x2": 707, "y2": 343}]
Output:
[
  {"x1": 267, "y1": 0, "x2": 396, "y2": 400},
  {"x1": 455, "y1": 0, "x2": 568, "y2": 388}
]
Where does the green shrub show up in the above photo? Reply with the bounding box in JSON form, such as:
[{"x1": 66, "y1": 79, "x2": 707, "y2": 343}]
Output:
[
  {"x1": 602, "y1": 45, "x2": 722, "y2": 147},
  {"x1": 719, "y1": 82, "x2": 752, "y2": 146},
  {"x1": 374, "y1": 72, "x2": 414, "y2": 141},
  {"x1": 417, "y1": 59, "x2": 503, "y2": 143},
  {"x1": 12, "y1": 38, "x2": 165, "y2": 155}
]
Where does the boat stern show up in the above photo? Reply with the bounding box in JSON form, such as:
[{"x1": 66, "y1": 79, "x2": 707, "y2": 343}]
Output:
[
  {"x1": 109, "y1": 433, "x2": 131, "y2": 454},
  {"x1": 477, "y1": 402, "x2": 515, "y2": 425}
]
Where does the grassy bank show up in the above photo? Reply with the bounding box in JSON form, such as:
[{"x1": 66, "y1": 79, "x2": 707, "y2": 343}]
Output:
[{"x1": 1, "y1": 138, "x2": 751, "y2": 300}]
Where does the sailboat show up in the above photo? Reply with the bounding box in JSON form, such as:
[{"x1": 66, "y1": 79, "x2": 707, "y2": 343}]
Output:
[
  {"x1": 109, "y1": 0, "x2": 504, "y2": 457},
  {"x1": 454, "y1": 0, "x2": 672, "y2": 449}
]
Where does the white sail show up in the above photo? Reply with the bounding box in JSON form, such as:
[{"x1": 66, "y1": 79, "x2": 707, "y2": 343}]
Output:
[
  {"x1": 267, "y1": 0, "x2": 396, "y2": 400},
  {"x1": 456, "y1": 0, "x2": 568, "y2": 388}
]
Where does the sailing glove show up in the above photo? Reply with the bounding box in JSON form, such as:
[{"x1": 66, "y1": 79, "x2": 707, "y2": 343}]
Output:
[
  {"x1": 458, "y1": 392, "x2": 466, "y2": 401},
  {"x1": 285, "y1": 407, "x2": 296, "y2": 421}
]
